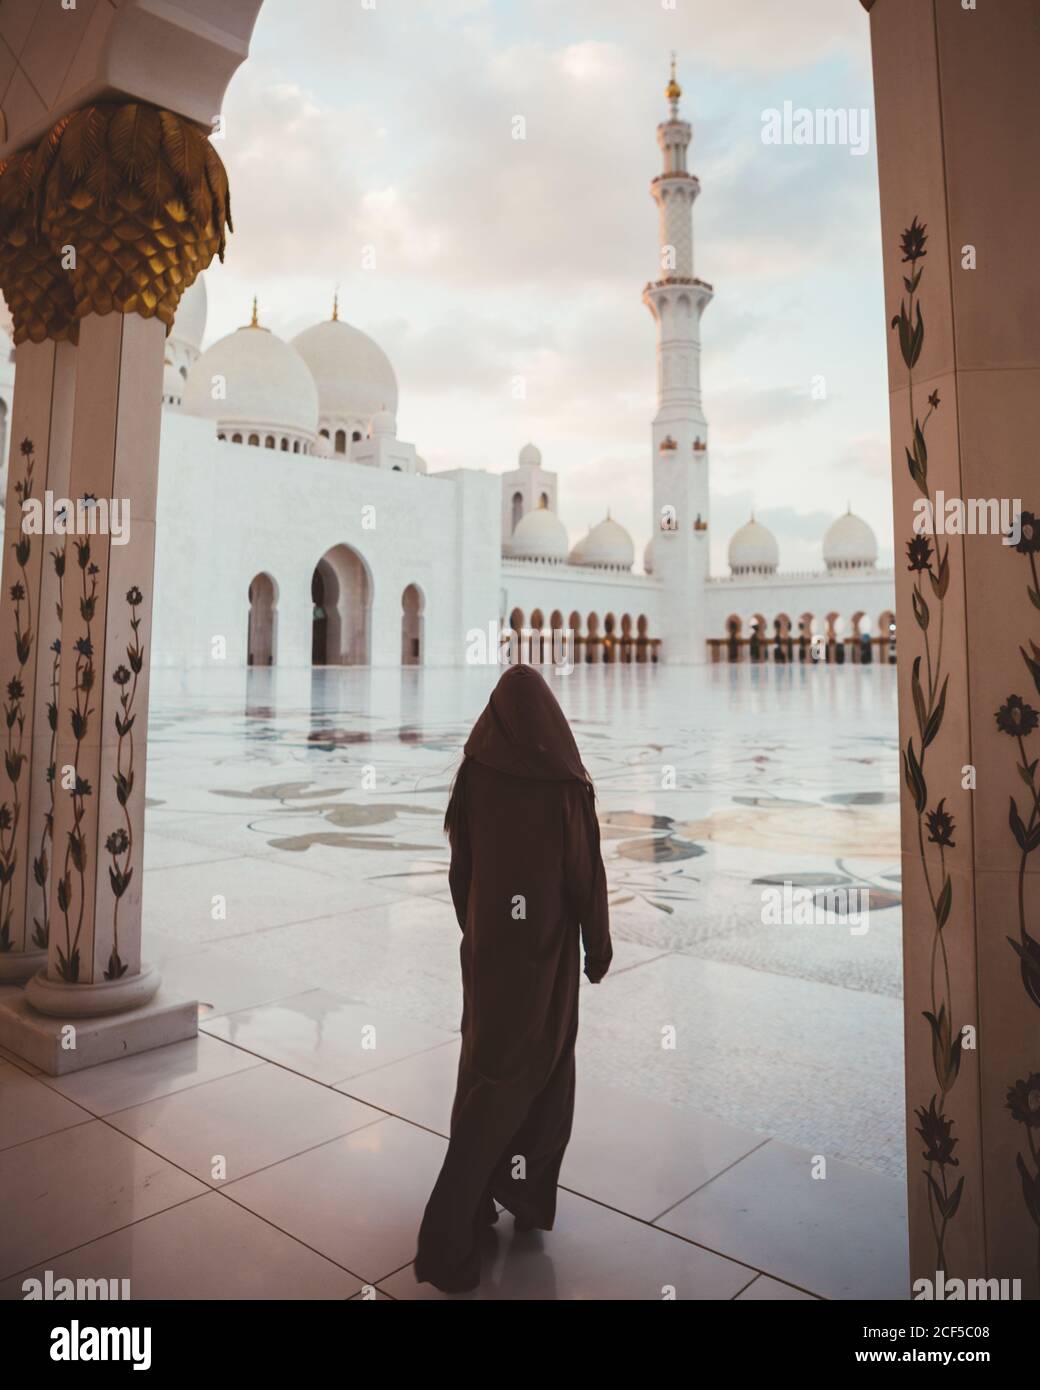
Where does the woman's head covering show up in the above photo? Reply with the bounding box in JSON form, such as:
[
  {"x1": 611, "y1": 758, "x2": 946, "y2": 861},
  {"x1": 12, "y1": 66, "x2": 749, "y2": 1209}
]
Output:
[{"x1": 464, "y1": 664, "x2": 591, "y2": 785}]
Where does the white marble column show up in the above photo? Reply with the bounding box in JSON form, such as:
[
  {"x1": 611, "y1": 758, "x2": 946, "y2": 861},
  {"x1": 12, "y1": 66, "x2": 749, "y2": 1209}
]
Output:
[
  {"x1": 0, "y1": 96, "x2": 232, "y2": 1072},
  {"x1": 0, "y1": 339, "x2": 75, "y2": 982}
]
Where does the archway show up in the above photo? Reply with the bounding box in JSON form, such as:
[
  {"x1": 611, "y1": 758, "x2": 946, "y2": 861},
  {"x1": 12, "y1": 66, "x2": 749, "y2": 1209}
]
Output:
[
  {"x1": 530, "y1": 608, "x2": 545, "y2": 663},
  {"x1": 401, "y1": 583, "x2": 424, "y2": 666},
  {"x1": 311, "y1": 544, "x2": 372, "y2": 666},
  {"x1": 247, "y1": 572, "x2": 277, "y2": 666}
]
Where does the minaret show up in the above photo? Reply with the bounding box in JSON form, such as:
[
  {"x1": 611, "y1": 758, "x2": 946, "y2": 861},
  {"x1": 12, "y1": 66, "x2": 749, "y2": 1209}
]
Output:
[{"x1": 643, "y1": 57, "x2": 713, "y2": 663}]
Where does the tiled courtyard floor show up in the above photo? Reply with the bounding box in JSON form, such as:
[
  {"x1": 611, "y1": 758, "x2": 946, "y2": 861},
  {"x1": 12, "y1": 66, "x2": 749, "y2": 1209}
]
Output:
[{"x1": 0, "y1": 663, "x2": 909, "y2": 1299}]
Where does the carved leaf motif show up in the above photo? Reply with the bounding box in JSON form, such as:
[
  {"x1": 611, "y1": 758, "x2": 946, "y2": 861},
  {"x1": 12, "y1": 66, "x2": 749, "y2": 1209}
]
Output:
[{"x1": 108, "y1": 103, "x2": 161, "y2": 181}]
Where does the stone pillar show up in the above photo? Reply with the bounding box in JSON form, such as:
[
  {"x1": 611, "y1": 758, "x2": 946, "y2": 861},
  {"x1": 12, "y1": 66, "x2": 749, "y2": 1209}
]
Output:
[
  {"x1": 0, "y1": 146, "x2": 79, "y2": 983},
  {"x1": 865, "y1": 0, "x2": 1040, "y2": 1296},
  {"x1": 0, "y1": 341, "x2": 75, "y2": 981},
  {"x1": 0, "y1": 101, "x2": 231, "y2": 1073}
]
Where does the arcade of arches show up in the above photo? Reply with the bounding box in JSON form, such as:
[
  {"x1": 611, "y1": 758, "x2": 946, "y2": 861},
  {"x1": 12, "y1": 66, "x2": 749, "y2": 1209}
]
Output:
[
  {"x1": 507, "y1": 608, "x2": 660, "y2": 664},
  {"x1": 248, "y1": 550, "x2": 427, "y2": 667},
  {"x1": 708, "y1": 611, "x2": 897, "y2": 665}
]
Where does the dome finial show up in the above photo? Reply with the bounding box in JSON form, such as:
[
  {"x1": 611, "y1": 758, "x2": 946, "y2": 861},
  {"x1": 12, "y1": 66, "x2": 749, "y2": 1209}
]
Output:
[
  {"x1": 250, "y1": 295, "x2": 259, "y2": 328},
  {"x1": 332, "y1": 288, "x2": 339, "y2": 322}
]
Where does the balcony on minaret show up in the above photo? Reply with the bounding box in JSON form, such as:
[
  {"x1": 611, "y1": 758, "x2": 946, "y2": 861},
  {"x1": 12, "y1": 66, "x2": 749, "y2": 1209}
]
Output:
[
  {"x1": 659, "y1": 435, "x2": 678, "y2": 451},
  {"x1": 693, "y1": 436, "x2": 707, "y2": 452},
  {"x1": 693, "y1": 514, "x2": 708, "y2": 532}
]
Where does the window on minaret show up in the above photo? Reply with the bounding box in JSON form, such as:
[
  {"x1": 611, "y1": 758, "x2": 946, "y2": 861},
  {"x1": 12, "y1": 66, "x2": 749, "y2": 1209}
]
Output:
[
  {"x1": 540, "y1": 492, "x2": 549, "y2": 509},
  {"x1": 511, "y1": 491, "x2": 523, "y2": 532}
]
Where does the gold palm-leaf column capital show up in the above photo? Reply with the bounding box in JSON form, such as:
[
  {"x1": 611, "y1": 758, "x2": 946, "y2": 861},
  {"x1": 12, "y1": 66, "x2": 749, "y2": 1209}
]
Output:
[
  {"x1": 32, "y1": 100, "x2": 232, "y2": 333},
  {"x1": 0, "y1": 142, "x2": 78, "y2": 345}
]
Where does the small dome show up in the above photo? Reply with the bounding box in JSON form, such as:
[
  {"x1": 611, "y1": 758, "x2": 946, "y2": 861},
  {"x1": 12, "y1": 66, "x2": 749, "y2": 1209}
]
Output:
[
  {"x1": 183, "y1": 310, "x2": 318, "y2": 442},
  {"x1": 823, "y1": 509, "x2": 878, "y2": 570},
  {"x1": 507, "y1": 505, "x2": 569, "y2": 563},
  {"x1": 518, "y1": 442, "x2": 542, "y2": 467},
  {"x1": 728, "y1": 517, "x2": 779, "y2": 575},
  {"x1": 643, "y1": 538, "x2": 654, "y2": 575},
  {"x1": 569, "y1": 515, "x2": 635, "y2": 571},
  {"x1": 171, "y1": 275, "x2": 207, "y2": 351},
  {"x1": 370, "y1": 408, "x2": 396, "y2": 438},
  {"x1": 291, "y1": 313, "x2": 398, "y2": 424}
]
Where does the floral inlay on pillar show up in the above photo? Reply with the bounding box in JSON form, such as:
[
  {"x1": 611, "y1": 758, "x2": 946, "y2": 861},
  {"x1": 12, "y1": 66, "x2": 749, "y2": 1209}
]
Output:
[
  {"x1": 996, "y1": 520, "x2": 1040, "y2": 1281},
  {"x1": 894, "y1": 217, "x2": 965, "y2": 1271}
]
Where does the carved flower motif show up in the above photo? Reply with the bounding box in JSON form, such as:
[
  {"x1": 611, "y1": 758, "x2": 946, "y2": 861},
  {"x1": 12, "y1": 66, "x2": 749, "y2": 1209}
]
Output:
[
  {"x1": 906, "y1": 536, "x2": 933, "y2": 573},
  {"x1": 105, "y1": 829, "x2": 129, "y2": 856},
  {"x1": 1012, "y1": 510, "x2": 1040, "y2": 555},
  {"x1": 996, "y1": 695, "x2": 1039, "y2": 738},
  {"x1": 926, "y1": 800, "x2": 956, "y2": 849},
  {"x1": 915, "y1": 1095, "x2": 958, "y2": 1167},
  {"x1": 900, "y1": 216, "x2": 928, "y2": 263},
  {"x1": 1006, "y1": 1074, "x2": 1040, "y2": 1128}
]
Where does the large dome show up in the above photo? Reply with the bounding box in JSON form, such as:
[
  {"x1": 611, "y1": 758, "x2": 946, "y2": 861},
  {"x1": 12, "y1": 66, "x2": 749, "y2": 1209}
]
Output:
[
  {"x1": 171, "y1": 275, "x2": 207, "y2": 351},
  {"x1": 182, "y1": 311, "x2": 319, "y2": 445},
  {"x1": 569, "y1": 515, "x2": 635, "y2": 571},
  {"x1": 823, "y1": 509, "x2": 878, "y2": 570},
  {"x1": 728, "y1": 517, "x2": 779, "y2": 575},
  {"x1": 507, "y1": 506, "x2": 569, "y2": 563},
  {"x1": 291, "y1": 314, "x2": 398, "y2": 424}
]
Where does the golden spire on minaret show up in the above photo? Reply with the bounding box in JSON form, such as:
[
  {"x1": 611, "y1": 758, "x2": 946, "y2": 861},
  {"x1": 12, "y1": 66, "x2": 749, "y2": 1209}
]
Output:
[{"x1": 666, "y1": 51, "x2": 682, "y2": 109}]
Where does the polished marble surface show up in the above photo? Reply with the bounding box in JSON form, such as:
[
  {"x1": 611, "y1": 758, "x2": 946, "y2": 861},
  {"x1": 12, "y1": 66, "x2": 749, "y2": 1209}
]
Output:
[
  {"x1": 656, "y1": 1137, "x2": 909, "y2": 1301},
  {"x1": 0, "y1": 1120, "x2": 206, "y2": 1279},
  {"x1": 144, "y1": 662, "x2": 903, "y2": 1177},
  {"x1": 379, "y1": 1188, "x2": 758, "y2": 1301},
  {"x1": 0, "y1": 664, "x2": 909, "y2": 1300},
  {"x1": 0, "y1": 1191, "x2": 362, "y2": 1300}
]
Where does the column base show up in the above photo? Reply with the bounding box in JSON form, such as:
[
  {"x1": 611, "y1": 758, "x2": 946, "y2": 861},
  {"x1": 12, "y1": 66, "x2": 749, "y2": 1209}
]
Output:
[
  {"x1": 24, "y1": 962, "x2": 161, "y2": 1017},
  {"x1": 0, "y1": 989, "x2": 198, "y2": 1076},
  {"x1": 0, "y1": 948, "x2": 47, "y2": 984}
]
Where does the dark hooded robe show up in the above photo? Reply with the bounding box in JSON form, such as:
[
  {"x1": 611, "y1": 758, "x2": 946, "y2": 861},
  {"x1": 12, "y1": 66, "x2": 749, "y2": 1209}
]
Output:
[{"x1": 414, "y1": 664, "x2": 612, "y2": 1292}]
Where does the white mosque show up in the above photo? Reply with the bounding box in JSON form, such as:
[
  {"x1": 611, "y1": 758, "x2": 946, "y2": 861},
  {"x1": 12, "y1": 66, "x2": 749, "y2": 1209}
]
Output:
[{"x1": 0, "y1": 67, "x2": 895, "y2": 670}]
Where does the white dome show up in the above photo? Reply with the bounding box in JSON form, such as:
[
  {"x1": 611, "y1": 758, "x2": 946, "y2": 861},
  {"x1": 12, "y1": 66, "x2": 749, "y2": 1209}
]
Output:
[
  {"x1": 183, "y1": 316, "x2": 319, "y2": 443},
  {"x1": 507, "y1": 506, "x2": 569, "y2": 562},
  {"x1": 291, "y1": 315, "x2": 398, "y2": 424},
  {"x1": 728, "y1": 517, "x2": 779, "y2": 575},
  {"x1": 518, "y1": 442, "x2": 542, "y2": 467},
  {"x1": 162, "y1": 357, "x2": 183, "y2": 408},
  {"x1": 823, "y1": 510, "x2": 878, "y2": 570},
  {"x1": 171, "y1": 275, "x2": 207, "y2": 351},
  {"x1": 569, "y1": 515, "x2": 634, "y2": 571},
  {"x1": 643, "y1": 537, "x2": 654, "y2": 575}
]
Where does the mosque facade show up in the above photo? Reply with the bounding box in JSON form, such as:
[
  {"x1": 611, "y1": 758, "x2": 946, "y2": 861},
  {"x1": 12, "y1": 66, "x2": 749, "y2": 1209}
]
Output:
[{"x1": 0, "y1": 71, "x2": 895, "y2": 671}]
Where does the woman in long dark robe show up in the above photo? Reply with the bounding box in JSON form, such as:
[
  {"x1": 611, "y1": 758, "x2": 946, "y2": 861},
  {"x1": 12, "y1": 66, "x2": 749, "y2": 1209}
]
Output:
[{"x1": 415, "y1": 663, "x2": 612, "y2": 1293}]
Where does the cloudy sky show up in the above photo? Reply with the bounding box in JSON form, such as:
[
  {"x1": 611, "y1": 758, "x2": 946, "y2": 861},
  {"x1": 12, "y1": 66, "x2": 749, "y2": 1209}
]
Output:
[{"x1": 202, "y1": 0, "x2": 892, "y2": 572}]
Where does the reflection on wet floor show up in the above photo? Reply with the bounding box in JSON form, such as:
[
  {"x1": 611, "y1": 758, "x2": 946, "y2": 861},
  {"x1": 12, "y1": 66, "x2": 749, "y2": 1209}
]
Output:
[{"x1": 145, "y1": 661, "x2": 904, "y2": 1177}]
